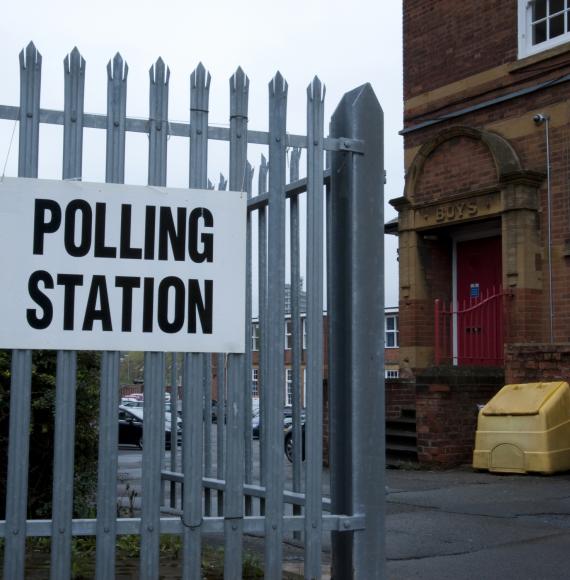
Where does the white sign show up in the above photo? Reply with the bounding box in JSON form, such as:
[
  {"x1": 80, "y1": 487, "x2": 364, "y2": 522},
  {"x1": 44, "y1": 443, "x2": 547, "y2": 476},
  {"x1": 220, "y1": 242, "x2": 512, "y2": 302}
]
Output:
[{"x1": 0, "y1": 177, "x2": 246, "y2": 352}]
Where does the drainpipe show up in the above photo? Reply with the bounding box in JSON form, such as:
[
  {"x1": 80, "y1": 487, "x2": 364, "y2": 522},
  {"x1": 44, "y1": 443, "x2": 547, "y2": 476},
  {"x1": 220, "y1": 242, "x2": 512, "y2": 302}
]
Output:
[{"x1": 534, "y1": 113, "x2": 553, "y2": 343}]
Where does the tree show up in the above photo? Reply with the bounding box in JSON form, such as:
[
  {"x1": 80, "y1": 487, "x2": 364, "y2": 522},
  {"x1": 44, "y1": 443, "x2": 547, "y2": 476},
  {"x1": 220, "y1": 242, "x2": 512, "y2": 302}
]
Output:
[{"x1": 0, "y1": 350, "x2": 100, "y2": 519}]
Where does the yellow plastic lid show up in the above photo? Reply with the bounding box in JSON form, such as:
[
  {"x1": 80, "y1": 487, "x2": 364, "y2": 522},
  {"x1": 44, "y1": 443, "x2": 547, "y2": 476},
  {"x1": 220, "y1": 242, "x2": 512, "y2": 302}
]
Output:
[{"x1": 482, "y1": 382, "x2": 567, "y2": 416}]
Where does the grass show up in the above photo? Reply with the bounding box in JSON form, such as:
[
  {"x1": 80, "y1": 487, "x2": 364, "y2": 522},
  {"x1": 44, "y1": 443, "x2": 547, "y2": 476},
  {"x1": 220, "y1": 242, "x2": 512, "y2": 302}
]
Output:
[{"x1": 1, "y1": 535, "x2": 265, "y2": 579}]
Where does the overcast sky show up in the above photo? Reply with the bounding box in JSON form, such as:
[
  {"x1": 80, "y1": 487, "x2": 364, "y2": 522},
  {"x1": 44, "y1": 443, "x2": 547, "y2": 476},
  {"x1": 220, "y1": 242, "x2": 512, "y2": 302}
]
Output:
[{"x1": 0, "y1": 0, "x2": 402, "y2": 307}]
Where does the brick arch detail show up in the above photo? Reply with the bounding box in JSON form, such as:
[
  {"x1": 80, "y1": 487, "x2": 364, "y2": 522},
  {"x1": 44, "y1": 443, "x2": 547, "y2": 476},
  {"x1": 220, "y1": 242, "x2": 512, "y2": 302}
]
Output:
[{"x1": 405, "y1": 126, "x2": 523, "y2": 202}]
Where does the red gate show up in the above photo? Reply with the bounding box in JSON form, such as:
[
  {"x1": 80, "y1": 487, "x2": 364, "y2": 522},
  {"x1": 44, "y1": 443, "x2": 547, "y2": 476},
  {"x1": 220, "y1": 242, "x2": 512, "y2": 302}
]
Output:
[{"x1": 435, "y1": 288, "x2": 506, "y2": 366}]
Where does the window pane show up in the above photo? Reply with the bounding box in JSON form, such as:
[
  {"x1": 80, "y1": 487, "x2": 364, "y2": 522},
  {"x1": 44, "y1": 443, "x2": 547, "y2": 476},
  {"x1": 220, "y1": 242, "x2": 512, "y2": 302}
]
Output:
[
  {"x1": 533, "y1": 0, "x2": 547, "y2": 20},
  {"x1": 386, "y1": 334, "x2": 395, "y2": 348},
  {"x1": 550, "y1": 0, "x2": 564, "y2": 15},
  {"x1": 386, "y1": 317, "x2": 395, "y2": 330},
  {"x1": 533, "y1": 20, "x2": 547, "y2": 43},
  {"x1": 550, "y1": 13, "x2": 565, "y2": 36}
]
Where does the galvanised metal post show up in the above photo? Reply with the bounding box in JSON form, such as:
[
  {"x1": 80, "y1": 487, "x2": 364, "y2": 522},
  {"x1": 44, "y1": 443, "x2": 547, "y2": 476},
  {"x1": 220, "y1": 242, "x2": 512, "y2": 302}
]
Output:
[
  {"x1": 305, "y1": 76, "x2": 325, "y2": 579},
  {"x1": 289, "y1": 145, "x2": 303, "y2": 536},
  {"x1": 183, "y1": 62, "x2": 210, "y2": 580},
  {"x1": 49, "y1": 47, "x2": 83, "y2": 580},
  {"x1": 329, "y1": 83, "x2": 385, "y2": 579},
  {"x1": 3, "y1": 41, "x2": 40, "y2": 580},
  {"x1": 224, "y1": 65, "x2": 249, "y2": 579},
  {"x1": 140, "y1": 57, "x2": 169, "y2": 580},
  {"x1": 264, "y1": 72, "x2": 288, "y2": 577},
  {"x1": 96, "y1": 52, "x2": 127, "y2": 580}
]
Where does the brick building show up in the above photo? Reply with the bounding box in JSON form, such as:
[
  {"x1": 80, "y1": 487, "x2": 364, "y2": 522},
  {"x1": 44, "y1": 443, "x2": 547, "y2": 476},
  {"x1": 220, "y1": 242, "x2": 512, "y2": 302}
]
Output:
[
  {"x1": 250, "y1": 308, "x2": 399, "y2": 406},
  {"x1": 387, "y1": 0, "x2": 570, "y2": 465}
]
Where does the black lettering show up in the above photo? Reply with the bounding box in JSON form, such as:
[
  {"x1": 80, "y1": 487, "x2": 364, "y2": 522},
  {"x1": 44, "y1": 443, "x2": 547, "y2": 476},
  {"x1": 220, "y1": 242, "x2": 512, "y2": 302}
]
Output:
[
  {"x1": 157, "y1": 276, "x2": 185, "y2": 333},
  {"x1": 27, "y1": 270, "x2": 54, "y2": 329},
  {"x1": 188, "y1": 279, "x2": 212, "y2": 334},
  {"x1": 64, "y1": 199, "x2": 92, "y2": 257},
  {"x1": 115, "y1": 276, "x2": 140, "y2": 331},
  {"x1": 82, "y1": 275, "x2": 112, "y2": 331},
  {"x1": 188, "y1": 208, "x2": 213, "y2": 263},
  {"x1": 57, "y1": 273, "x2": 84, "y2": 330},
  {"x1": 143, "y1": 277, "x2": 154, "y2": 332},
  {"x1": 144, "y1": 206, "x2": 156, "y2": 260},
  {"x1": 33, "y1": 199, "x2": 61, "y2": 255},
  {"x1": 158, "y1": 207, "x2": 186, "y2": 261},
  {"x1": 119, "y1": 205, "x2": 142, "y2": 259},
  {"x1": 94, "y1": 202, "x2": 117, "y2": 258}
]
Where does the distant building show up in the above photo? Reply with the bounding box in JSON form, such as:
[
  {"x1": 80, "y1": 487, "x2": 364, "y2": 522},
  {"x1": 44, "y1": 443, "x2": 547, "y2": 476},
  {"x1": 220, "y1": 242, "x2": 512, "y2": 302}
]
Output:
[
  {"x1": 284, "y1": 281, "x2": 307, "y2": 315},
  {"x1": 251, "y1": 309, "x2": 399, "y2": 404}
]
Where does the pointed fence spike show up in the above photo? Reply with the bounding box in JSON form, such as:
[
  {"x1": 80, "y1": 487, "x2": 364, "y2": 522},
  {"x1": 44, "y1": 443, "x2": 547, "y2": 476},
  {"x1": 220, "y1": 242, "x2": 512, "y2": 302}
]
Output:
[
  {"x1": 307, "y1": 76, "x2": 325, "y2": 102},
  {"x1": 192, "y1": 62, "x2": 211, "y2": 89},
  {"x1": 149, "y1": 58, "x2": 169, "y2": 85},
  {"x1": 65, "y1": 47, "x2": 85, "y2": 74},
  {"x1": 20, "y1": 42, "x2": 41, "y2": 69},
  {"x1": 108, "y1": 53, "x2": 127, "y2": 81},
  {"x1": 269, "y1": 71, "x2": 287, "y2": 96},
  {"x1": 231, "y1": 66, "x2": 249, "y2": 91}
]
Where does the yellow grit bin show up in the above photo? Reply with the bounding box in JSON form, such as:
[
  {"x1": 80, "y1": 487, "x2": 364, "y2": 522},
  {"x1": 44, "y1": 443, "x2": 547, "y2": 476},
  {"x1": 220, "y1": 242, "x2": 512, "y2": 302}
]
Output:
[{"x1": 473, "y1": 381, "x2": 570, "y2": 474}]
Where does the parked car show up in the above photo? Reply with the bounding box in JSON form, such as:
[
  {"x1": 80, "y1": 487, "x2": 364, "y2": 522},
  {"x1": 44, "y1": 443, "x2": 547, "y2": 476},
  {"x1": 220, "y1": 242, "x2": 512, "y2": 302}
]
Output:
[
  {"x1": 284, "y1": 421, "x2": 306, "y2": 463},
  {"x1": 118, "y1": 405, "x2": 181, "y2": 450},
  {"x1": 252, "y1": 406, "x2": 306, "y2": 463},
  {"x1": 121, "y1": 393, "x2": 144, "y2": 408}
]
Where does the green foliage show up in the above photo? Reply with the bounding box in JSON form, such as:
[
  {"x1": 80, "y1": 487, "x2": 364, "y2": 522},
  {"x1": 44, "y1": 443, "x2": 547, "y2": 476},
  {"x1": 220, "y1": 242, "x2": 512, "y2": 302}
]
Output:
[
  {"x1": 0, "y1": 350, "x2": 100, "y2": 519},
  {"x1": 5, "y1": 536, "x2": 265, "y2": 578}
]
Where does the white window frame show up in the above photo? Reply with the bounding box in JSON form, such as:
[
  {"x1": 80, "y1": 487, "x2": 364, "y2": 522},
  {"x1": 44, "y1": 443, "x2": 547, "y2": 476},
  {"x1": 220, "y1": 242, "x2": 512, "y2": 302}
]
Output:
[
  {"x1": 385, "y1": 314, "x2": 399, "y2": 348},
  {"x1": 518, "y1": 0, "x2": 570, "y2": 58},
  {"x1": 285, "y1": 319, "x2": 293, "y2": 350},
  {"x1": 385, "y1": 369, "x2": 400, "y2": 379},
  {"x1": 252, "y1": 367, "x2": 259, "y2": 398},
  {"x1": 252, "y1": 322, "x2": 260, "y2": 351},
  {"x1": 285, "y1": 368, "x2": 293, "y2": 406}
]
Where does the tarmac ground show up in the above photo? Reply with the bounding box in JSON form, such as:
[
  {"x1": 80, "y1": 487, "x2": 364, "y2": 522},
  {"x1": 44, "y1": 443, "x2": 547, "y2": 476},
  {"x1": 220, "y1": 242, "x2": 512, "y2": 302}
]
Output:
[
  {"x1": 384, "y1": 465, "x2": 570, "y2": 580},
  {"x1": 225, "y1": 465, "x2": 570, "y2": 579},
  {"x1": 118, "y1": 442, "x2": 570, "y2": 579}
]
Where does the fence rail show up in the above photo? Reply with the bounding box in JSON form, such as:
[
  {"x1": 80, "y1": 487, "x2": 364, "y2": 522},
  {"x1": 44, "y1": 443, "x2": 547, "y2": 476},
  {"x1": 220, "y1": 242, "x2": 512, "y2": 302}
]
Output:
[
  {"x1": 0, "y1": 42, "x2": 385, "y2": 579},
  {"x1": 435, "y1": 288, "x2": 507, "y2": 366}
]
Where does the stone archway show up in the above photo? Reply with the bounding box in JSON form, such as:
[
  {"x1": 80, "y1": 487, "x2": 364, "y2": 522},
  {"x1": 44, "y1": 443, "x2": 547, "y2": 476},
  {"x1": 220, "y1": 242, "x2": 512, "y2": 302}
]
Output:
[
  {"x1": 392, "y1": 125, "x2": 545, "y2": 372},
  {"x1": 404, "y1": 125, "x2": 524, "y2": 201}
]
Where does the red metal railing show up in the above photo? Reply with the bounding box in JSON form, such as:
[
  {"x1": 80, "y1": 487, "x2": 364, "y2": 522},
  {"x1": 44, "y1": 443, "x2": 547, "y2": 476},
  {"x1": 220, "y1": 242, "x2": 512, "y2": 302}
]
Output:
[{"x1": 435, "y1": 288, "x2": 506, "y2": 366}]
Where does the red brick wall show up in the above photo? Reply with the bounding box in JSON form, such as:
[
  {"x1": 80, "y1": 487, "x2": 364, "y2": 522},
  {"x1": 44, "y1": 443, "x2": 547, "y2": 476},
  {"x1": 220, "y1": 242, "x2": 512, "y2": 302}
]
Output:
[
  {"x1": 413, "y1": 136, "x2": 498, "y2": 205},
  {"x1": 505, "y1": 343, "x2": 570, "y2": 384},
  {"x1": 404, "y1": 0, "x2": 517, "y2": 101},
  {"x1": 385, "y1": 347, "x2": 399, "y2": 364},
  {"x1": 415, "y1": 368, "x2": 504, "y2": 466},
  {"x1": 385, "y1": 378, "x2": 415, "y2": 419}
]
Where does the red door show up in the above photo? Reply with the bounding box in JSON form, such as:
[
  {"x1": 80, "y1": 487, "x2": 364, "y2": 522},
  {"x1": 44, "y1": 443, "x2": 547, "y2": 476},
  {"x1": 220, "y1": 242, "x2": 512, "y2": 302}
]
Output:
[{"x1": 456, "y1": 236, "x2": 502, "y2": 364}]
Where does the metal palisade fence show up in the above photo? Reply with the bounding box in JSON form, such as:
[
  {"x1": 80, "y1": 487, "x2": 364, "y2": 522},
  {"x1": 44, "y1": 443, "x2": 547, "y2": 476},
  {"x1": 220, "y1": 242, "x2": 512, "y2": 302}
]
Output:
[{"x1": 0, "y1": 42, "x2": 385, "y2": 579}]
